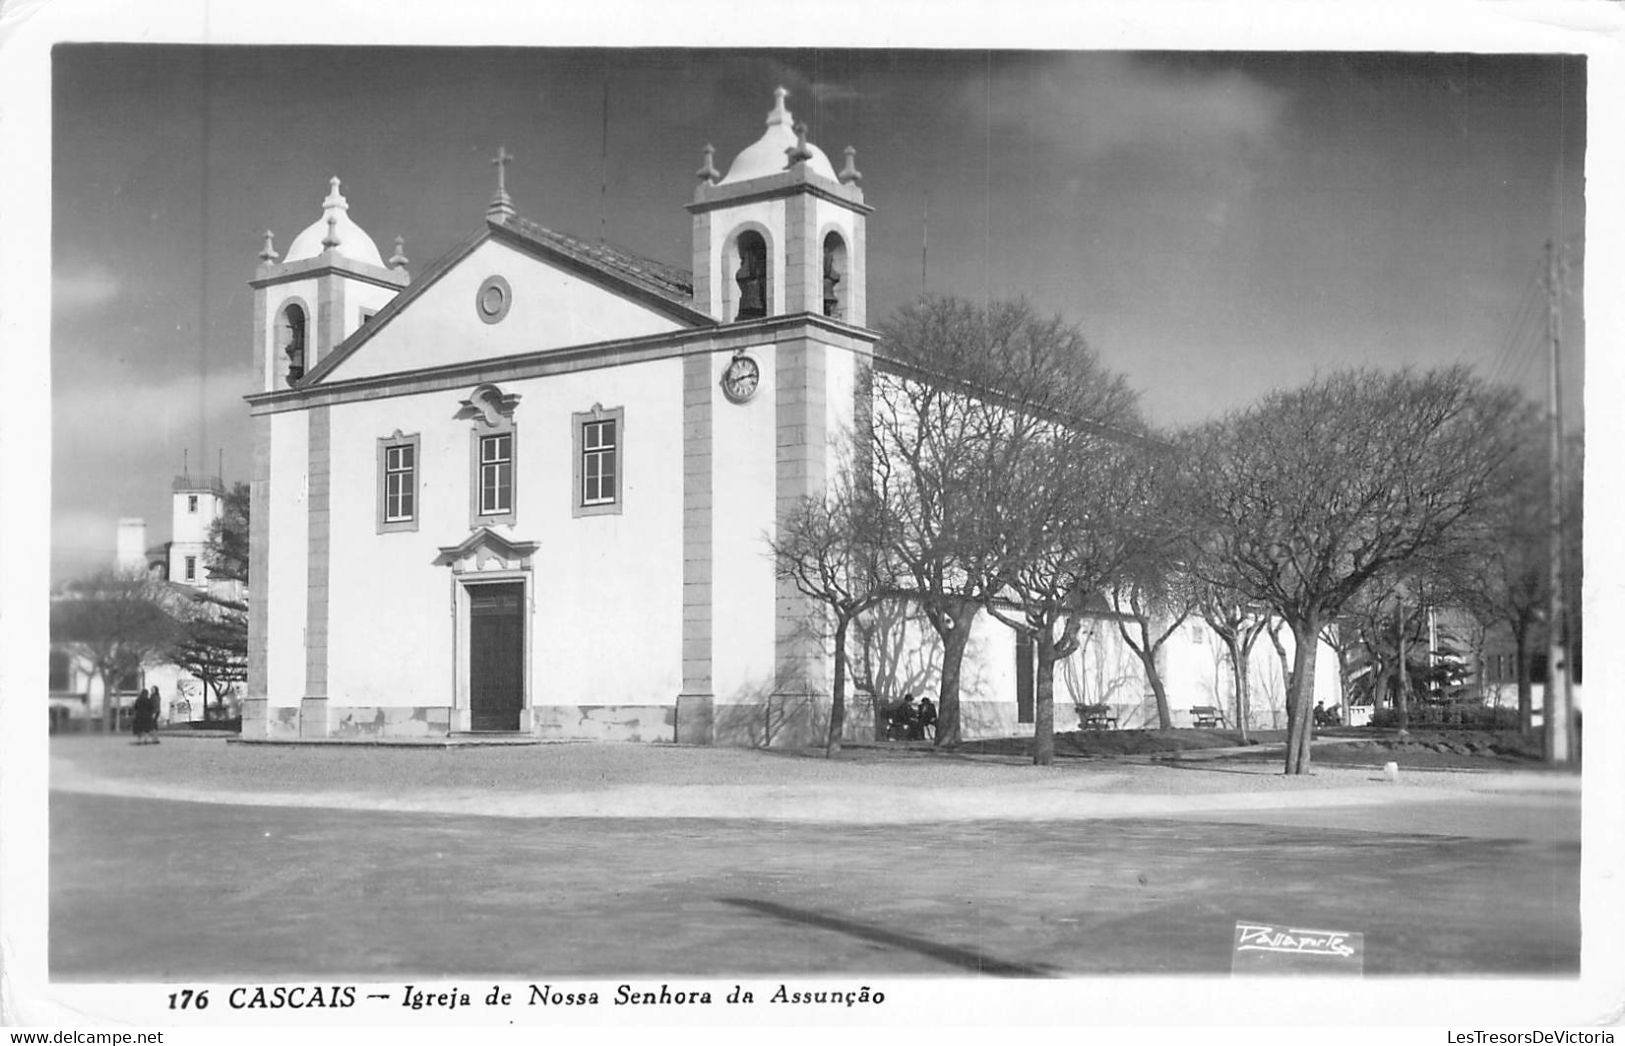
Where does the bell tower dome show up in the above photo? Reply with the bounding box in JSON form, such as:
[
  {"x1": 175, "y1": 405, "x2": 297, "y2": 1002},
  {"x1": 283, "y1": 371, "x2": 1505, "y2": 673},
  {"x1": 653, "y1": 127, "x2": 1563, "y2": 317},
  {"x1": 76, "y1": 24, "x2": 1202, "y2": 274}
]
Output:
[
  {"x1": 688, "y1": 87, "x2": 870, "y2": 326},
  {"x1": 249, "y1": 178, "x2": 411, "y2": 392}
]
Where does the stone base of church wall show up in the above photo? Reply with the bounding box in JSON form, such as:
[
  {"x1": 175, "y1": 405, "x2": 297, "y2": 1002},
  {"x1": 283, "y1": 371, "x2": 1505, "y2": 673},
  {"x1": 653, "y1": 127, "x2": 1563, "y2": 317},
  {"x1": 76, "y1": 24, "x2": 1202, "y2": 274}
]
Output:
[
  {"x1": 240, "y1": 698, "x2": 268, "y2": 740},
  {"x1": 531, "y1": 705, "x2": 675, "y2": 743},
  {"x1": 712, "y1": 692, "x2": 824, "y2": 748},
  {"x1": 329, "y1": 705, "x2": 454, "y2": 739},
  {"x1": 251, "y1": 705, "x2": 303, "y2": 741},
  {"x1": 298, "y1": 697, "x2": 329, "y2": 739},
  {"x1": 674, "y1": 694, "x2": 714, "y2": 745}
]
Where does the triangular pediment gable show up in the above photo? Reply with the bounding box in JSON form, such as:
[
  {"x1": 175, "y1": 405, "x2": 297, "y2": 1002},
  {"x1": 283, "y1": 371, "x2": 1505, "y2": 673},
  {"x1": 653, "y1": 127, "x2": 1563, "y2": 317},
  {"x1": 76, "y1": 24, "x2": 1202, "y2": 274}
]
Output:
[
  {"x1": 434, "y1": 528, "x2": 540, "y2": 572},
  {"x1": 305, "y1": 217, "x2": 713, "y2": 386}
]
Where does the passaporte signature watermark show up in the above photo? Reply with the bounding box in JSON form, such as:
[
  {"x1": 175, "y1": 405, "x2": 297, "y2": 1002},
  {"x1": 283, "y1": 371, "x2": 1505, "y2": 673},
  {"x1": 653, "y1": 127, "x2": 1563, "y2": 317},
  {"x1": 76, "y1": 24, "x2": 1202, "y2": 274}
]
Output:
[{"x1": 1234, "y1": 923, "x2": 1358, "y2": 957}]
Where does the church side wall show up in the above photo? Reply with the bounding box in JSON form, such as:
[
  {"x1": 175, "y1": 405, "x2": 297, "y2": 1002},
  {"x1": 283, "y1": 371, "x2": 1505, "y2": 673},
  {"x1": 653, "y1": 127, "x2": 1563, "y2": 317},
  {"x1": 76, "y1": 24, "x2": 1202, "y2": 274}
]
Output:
[
  {"x1": 262, "y1": 412, "x2": 309, "y2": 736},
  {"x1": 709, "y1": 343, "x2": 780, "y2": 736}
]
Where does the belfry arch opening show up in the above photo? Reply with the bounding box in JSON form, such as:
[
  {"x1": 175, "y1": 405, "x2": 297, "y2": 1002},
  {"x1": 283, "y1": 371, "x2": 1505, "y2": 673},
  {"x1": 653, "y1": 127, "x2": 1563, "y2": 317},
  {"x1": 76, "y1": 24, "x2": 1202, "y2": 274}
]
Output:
[
  {"x1": 822, "y1": 232, "x2": 848, "y2": 320},
  {"x1": 277, "y1": 302, "x2": 307, "y2": 385},
  {"x1": 732, "y1": 230, "x2": 768, "y2": 321}
]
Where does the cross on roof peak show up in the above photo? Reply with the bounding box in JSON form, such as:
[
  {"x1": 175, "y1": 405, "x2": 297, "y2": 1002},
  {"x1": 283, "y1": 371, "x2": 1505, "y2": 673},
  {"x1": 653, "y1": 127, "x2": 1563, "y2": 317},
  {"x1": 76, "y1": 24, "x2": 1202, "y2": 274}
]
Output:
[{"x1": 487, "y1": 145, "x2": 516, "y2": 220}]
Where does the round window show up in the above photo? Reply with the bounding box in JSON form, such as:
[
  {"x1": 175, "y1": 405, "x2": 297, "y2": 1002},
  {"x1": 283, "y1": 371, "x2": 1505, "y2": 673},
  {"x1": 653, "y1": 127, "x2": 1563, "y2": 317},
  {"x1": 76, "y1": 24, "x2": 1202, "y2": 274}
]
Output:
[{"x1": 476, "y1": 275, "x2": 512, "y2": 324}]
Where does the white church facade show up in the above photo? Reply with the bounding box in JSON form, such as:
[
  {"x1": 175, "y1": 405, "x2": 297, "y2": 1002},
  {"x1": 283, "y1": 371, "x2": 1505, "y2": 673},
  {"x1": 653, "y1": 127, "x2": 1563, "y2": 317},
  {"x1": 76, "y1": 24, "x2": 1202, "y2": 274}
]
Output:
[{"x1": 243, "y1": 89, "x2": 1339, "y2": 745}]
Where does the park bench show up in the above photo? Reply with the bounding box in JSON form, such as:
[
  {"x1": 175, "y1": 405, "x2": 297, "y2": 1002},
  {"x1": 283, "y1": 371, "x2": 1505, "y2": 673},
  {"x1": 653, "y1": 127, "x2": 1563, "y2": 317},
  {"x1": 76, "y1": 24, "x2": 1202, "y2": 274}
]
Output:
[
  {"x1": 1189, "y1": 706, "x2": 1227, "y2": 729},
  {"x1": 1076, "y1": 703, "x2": 1119, "y2": 730}
]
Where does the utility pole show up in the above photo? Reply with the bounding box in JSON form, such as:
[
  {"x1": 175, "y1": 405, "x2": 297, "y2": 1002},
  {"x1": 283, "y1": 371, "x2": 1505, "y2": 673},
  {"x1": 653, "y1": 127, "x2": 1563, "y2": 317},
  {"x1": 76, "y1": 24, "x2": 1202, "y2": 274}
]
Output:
[
  {"x1": 920, "y1": 192, "x2": 929, "y2": 299},
  {"x1": 1544, "y1": 240, "x2": 1573, "y2": 765}
]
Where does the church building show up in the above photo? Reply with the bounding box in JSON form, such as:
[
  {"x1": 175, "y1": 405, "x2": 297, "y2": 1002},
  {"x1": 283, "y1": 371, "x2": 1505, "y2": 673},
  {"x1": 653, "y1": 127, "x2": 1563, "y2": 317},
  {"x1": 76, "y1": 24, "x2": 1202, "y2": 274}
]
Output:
[
  {"x1": 243, "y1": 88, "x2": 1340, "y2": 745},
  {"x1": 245, "y1": 89, "x2": 875, "y2": 744}
]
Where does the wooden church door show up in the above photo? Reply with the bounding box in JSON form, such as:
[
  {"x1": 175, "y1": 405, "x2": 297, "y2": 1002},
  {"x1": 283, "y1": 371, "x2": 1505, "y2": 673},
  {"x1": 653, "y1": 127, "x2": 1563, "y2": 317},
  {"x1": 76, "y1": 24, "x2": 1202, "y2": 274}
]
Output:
[{"x1": 468, "y1": 582, "x2": 524, "y2": 731}]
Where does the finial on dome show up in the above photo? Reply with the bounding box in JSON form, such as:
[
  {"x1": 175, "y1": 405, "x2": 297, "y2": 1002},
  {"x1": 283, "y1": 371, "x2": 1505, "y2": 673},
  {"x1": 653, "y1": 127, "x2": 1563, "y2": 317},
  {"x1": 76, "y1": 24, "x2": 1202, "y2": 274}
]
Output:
[
  {"x1": 321, "y1": 211, "x2": 340, "y2": 251},
  {"x1": 787, "y1": 122, "x2": 814, "y2": 166},
  {"x1": 388, "y1": 235, "x2": 409, "y2": 270},
  {"x1": 259, "y1": 229, "x2": 279, "y2": 264},
  {"x1": 839, "y1": 145, "x2": 862, "y2": 185},
  {"x1": 766, "y1": 86, "x2": 792, "y2": 128},
  {"x1": 697, "y1": 143, "x2": 720, "y2": 184},
  {"x1": 487, "y1": 145, "x2": 516, "y2": 220},
  {"x1": 322, "y1": 176, "x2": 349, "y2": 212}
]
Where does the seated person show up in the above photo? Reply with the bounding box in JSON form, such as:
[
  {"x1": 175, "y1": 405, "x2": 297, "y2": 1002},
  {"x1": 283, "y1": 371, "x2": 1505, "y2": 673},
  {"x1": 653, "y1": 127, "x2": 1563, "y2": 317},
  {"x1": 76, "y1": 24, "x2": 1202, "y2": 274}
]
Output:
[{"x1": 888, "y1": 695, "x2": 918, "y2": 740}]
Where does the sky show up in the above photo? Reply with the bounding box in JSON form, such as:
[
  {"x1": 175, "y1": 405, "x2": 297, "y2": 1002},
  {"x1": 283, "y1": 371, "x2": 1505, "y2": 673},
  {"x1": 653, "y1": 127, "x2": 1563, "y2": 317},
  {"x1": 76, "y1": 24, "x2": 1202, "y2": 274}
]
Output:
[{"x1": 50, "y1": 45, "x2": 1587, "y2": 583}]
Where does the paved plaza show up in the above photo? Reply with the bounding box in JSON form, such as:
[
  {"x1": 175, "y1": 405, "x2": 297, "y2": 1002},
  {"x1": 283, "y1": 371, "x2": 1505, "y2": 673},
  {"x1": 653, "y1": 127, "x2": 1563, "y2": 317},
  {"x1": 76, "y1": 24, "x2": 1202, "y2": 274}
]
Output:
[{"x1": 47, "y1": 734, "x2": 1581, "y2": 979}]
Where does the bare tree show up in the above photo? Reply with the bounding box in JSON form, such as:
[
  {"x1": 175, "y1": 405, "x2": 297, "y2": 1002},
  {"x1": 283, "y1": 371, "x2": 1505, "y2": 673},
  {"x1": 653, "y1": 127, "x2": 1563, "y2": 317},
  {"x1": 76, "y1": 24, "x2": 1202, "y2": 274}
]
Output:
[
  {"x1": 50, "y1": 571, "x2": 182, "y2": 731},
  {"x1": 986, "y1": 436, "x2": 1161, "y2": 764},
  {"x1": 1448, "y1": 406, "x2": 1553, "y2": 735},
  {"x1": 1109, "y1": 581, "x2": 1192, "y2": 731},
  {"x1": 770, "y1": 473, "x2": 898, "y2": 757},
  {"x1": 1197, "y1": 589, "x2": 1269, "y2": 744},
  {"x1": 871, "y1": 295, "x2": 1139, "y2": 746},
  {"x1": 1181, "y1": 368, "x2": 1521, "y2": 774}
]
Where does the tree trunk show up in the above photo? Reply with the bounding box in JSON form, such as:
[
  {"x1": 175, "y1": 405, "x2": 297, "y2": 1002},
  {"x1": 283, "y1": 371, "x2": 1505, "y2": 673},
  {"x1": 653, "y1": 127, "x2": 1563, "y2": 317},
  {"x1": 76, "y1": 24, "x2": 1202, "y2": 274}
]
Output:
[
  {"x1": 1118, "y1": 616, "x2": 1173, "y2": 730},
  {"x1": 1033, "y1": 627, "x2": 1057, "y2": 766},
  {"x1": 1329, "y1": 636, "x2": 1353, "y2": 728},
  {"x1": 933, "y1": 603, "x2": 979, "y2": 746},
  {"x1": 1395, "y1": 606, "x2": 1411, "y2": 734},
  {"x1": 826, "y1": 616, "x2": 849, "y2": 758},
  {"x1": 1147, "y1": 657, "x2": 1172, "y2": 731},
  {"x1": 1223, "y1": 635, "x2": 1251, "y2": 744},
  {"x1": 1284, "y1": 618, "x2": 1320, "y2": 774},
  {"x1": 100, "y1": 669, "x2": 119, "y2": 733},
  {"x1": 1514, "y1": 621, "x2": 1533, "y2": 737}
]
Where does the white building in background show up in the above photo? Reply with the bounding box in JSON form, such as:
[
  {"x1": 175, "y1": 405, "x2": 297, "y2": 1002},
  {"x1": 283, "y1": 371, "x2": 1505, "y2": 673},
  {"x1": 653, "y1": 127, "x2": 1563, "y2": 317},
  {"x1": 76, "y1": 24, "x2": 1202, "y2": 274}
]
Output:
[
  {"x1": 52, "y1": 478, "x2": 243, "y2": 727},
  {"x1": 244, "y1": 87, "x2": 1340, "y2": 745},
  {"x1": 168, "y1": 474, "x2": 226, "y2": 588}
]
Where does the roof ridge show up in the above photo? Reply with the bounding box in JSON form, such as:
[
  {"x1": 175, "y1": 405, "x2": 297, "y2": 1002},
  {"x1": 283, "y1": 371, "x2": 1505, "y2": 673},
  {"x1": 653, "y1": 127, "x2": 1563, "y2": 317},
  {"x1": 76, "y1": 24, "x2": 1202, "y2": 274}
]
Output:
[{"x1": 504, "y1": 214, "x2": 693, "y2": 300}]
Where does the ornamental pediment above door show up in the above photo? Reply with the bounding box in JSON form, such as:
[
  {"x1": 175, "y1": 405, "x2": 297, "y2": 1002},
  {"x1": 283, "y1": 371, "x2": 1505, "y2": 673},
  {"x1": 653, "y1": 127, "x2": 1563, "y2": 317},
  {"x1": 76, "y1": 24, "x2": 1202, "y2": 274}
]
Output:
[{"x1": 433, "y1": 527, "x2": 538, "y2": 573}]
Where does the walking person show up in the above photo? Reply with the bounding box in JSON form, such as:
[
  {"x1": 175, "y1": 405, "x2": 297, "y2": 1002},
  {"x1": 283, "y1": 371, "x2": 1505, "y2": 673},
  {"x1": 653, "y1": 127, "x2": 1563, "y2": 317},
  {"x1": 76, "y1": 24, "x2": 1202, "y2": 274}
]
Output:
[
  {"x1": 145, "y1": 685, "x2": 161, "y2": 743},
  {"x1": 130, "y1": 687, "x2": 150, "y2": 743}
]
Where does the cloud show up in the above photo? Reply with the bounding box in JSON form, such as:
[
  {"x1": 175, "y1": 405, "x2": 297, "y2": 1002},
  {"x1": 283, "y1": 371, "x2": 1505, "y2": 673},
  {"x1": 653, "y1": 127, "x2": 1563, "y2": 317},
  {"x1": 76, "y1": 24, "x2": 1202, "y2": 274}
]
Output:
[
  {"x1": 972, "y1": 54, "x2": 1286, "y2": 165},
  {"x1": 53, "y1": 264, "x2": 122, "y2": 311}
]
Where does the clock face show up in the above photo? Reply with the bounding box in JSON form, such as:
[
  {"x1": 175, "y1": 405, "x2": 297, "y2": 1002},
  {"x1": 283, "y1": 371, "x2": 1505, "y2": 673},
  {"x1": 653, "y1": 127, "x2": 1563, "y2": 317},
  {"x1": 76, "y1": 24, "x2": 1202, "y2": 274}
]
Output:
[{"x1": 721, "y1": 354, "x2": 760, "y2": 403}]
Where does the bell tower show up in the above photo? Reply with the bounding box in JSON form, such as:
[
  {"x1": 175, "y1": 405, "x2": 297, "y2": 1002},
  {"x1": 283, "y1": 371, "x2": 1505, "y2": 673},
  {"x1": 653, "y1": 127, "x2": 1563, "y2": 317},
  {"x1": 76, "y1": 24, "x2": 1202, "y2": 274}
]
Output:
[
  {"x1": 680, "y1": 89, "x2": 880, "y2": 747},
  {"x1": 250, "y1": 178, "x2": 411, "y2": 392},
  {"x1": 688, "y1": 87, "x2": 870, "y2": 325}
]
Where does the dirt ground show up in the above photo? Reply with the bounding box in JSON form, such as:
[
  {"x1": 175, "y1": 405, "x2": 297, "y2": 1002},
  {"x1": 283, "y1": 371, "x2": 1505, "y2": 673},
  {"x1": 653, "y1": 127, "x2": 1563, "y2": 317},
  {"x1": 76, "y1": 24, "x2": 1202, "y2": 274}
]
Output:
[{"x1": 958, "y1": 726, "x2": 1547, "y2": 769}]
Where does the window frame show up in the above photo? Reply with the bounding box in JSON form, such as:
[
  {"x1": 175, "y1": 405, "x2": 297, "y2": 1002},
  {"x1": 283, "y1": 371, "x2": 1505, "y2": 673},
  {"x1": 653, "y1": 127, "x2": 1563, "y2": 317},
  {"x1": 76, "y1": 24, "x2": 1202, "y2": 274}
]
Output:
[
  {"x1": 467, "y1": 418, "x2": 518, "y2": 528},
  {"x1": 376, "y1": 432, "x2": 422, "y2": 534},
  {"x1": 184, "y1": 555, "x2": 197, "y2": 582},
  {"x1": 572, "y1": 405, "x2": 625, "y2": 518}
]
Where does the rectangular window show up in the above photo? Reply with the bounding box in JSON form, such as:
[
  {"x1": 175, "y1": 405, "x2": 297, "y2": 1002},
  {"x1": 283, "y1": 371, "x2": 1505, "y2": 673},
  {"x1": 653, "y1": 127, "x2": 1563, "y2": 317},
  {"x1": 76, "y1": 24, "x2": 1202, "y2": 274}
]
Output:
[
  {"x1": 377, "y1": 433, "x2": 422, "y2": 534},
  {"x1": 479, "y1": 434, "x2": 513, "y2": 515},
  {"x1": 581, "y1": 421, "x2": 617, "y2": 505},
  {"x1": 184, "y1": 555, "x2": 197, "y2": 581},
  {"x1": 384, "y1": 444, "x2": 415, "y2": 521},
  {"x1": 572, "y1": 407, "x2": 625, "y2": 518},
  {"x1": 187, "y1": 495, "x2": 198, "y2": 513}
]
